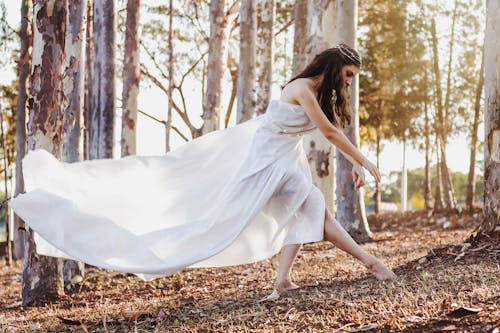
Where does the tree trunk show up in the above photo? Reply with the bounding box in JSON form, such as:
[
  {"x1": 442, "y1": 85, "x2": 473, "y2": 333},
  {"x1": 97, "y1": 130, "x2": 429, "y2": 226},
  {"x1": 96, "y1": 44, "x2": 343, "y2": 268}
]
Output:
[
  {"x1": 434, "y1": 136, "x2": 445, "y2": 212},
  {"x1": 236, "y1": 0, "x2": 257, "y2": 123},
  {"x1": 13, "y1": 0, "x2": 32, "y2": 260},
  {"x1": 90, "y1": 0, "x2": 116, "y2": 159},
  {"x1": 23, "y1": 0, "x2": 67, "y2": 305},
  {"x1": 83, "y1": 0, "x2": 93, "y2": 160},
  {"x1": 201, "y1": 0, "x2": 235, "y2": 134},
  {"x1": 299, "y1": 0, "x2": 336, "y2": 216},
  {"x1": 481, "y1": 0, "x2": 500, "y2": 234},
  {"x1": 0, "y1": 111, "x2": 12, "y2": 265},
  {"x1": 121, "y1": 0, "x2": 141, "y2": 156},
  {"x1": 224, "y1": 59, "x2": 238, "y2": 128},
  {"x1": 424, "y1": 96, "x2": 432, "y2": 210},
  {"x1": 335, "y1": 0, "x2": 370, "y2": 242},
  {"x1": 165, "y1": 0, "x2": 173, "y2": 152},
  {"x1": 61, "y1": 0, "x2": 88, "y2": 286},
  {"x1": 374, "y1": 130, "x2": 381, "y2": 214},
  {"x1": 430, "y1": 18, "x2": 457, "y2": 212},
  {"x1": 466, "y1": 46, "x2": 484, "y2": 212},
  {"x1": 292, "y1": 0, "x2": 307, "y2": 75},
  {"x1": 401, "y1": 134, "x2": 407, "y2": 212},
  {"x1": 255, "y1": 0, "x2": 275, "y2": 115}
]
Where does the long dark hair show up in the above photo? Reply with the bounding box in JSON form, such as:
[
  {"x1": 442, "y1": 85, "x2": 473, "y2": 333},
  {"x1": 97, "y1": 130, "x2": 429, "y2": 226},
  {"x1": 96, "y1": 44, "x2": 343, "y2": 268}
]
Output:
[{"x1": 287, "y1": 44, "x2": 361, "y2": 128}]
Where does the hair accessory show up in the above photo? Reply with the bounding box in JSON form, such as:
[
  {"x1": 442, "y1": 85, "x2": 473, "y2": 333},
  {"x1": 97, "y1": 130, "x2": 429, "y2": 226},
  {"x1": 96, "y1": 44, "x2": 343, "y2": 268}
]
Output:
[{"x1": 337, "y1": 43, "x2": 361, "y2": 65}]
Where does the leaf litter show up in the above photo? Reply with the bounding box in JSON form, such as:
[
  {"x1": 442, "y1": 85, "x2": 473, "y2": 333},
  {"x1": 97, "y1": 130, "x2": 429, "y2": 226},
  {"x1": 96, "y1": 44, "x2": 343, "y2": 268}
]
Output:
[{"x1": 0, "y1": 208, "x2": 498, "y2": 332}]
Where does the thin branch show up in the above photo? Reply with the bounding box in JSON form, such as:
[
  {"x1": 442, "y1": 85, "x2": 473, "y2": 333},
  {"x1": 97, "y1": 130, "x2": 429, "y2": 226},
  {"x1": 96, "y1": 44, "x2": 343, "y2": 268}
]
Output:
[
  {"x1": 138, "y1": 110, "x2": 189, "y2": 142},
  {"x1": 141, "y1": 67, "x2": 197, "y2": 133},
  {"x1": 140, "y1": 41, "x2": 169, "y2": 82},
  {"x1": 275, "y1": 18, "x2": 294, "y2": 37}
]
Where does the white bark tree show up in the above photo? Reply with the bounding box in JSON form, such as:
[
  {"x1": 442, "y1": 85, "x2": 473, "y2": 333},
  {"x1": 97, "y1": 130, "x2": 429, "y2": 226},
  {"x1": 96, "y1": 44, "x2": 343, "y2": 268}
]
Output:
[
  {"x1": 201, "y1": 0, "x2": 233, "y2": 134},
  {"x1": 23, "y1": 0, "x2": 67, "y2": 305},
  {"x1": 481, "y1": 0, "x2": 499, "y2": 234},
  {"x1": 236, "y1": 0, "x2": 257, "y2": 123},
  {"x1": 90, "y1": 0, "x2": 116, "y2": 159},
  {"x1": 13, "y1": 0, "x2": 31, "y2": 260},
  {"x1": 255, "y1": 0, "x2": 275, "y2": 115},
  {"x1": 335, "y1": 0, "x2": 371, "y2": 242},
  {"x1": 62, "y1": 0, "x2": 88, "y2": 285},
  {"x1": 292, "y1": 0, "x2": 307, "y2": 75},
  {"x1": 121, "y1": 0, "x2": 141, "y2": 156},
  {"x1": 298, "y1": 0, "x2": 337, "y2": 214}
]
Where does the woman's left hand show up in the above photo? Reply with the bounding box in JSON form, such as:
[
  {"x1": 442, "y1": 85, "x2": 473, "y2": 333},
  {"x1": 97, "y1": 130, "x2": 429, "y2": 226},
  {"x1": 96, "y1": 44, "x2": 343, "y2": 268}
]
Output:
[{"x1": 351, "y1": 163, "x2": 366, "y2": 189}]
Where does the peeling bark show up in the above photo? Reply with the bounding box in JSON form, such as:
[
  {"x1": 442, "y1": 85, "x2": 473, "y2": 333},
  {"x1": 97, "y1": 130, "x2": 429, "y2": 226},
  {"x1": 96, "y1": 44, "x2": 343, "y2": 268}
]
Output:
[
  {"x1": 24, "y1": 0, "x2": 67, "y2": 305},
  {"x1": 90, "y1": 0, "x2": 116, "y2": 159},
  {"x1": 62, "y1": 0, "x2": 87, "y2": 286},
  {"x1": 292, "y1": 0, "x2": 307, "y2": 75},
  {"x1": 121, "y1": 0, "x2": 141, "y2": 156},
  {"x1": 13, "y1": 0, "x2": 32, "y2": 260},
  {"x1": 299, "y1": 0, "x2": 337, "y2": 214},
  {"x1": 255, "y1": 0, "x2": 275, "y2": 115},
  {"x1": 201, "y1": 0, "x2": 234, "y2": 134},
  {"x1": 236, "y1": 0, "x2": 257, "y2": 124},
  {"x1": 63, "y1": 0, "x2": 86, "y2": 163},
  {"x1": 335, "y1": 0, "x2": 371, "y2": 242},
  {"x1": 481, "y1": 0, "x2": 500, "y2": 234},
  {"x1": 83, "y1": 0, "x2": 93, "y2": 160}
]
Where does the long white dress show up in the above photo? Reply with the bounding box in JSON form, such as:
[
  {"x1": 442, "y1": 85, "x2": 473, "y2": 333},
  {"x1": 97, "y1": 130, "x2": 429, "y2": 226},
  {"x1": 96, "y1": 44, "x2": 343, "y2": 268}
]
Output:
[{"x1": 11, "y1": 100, "x2": 325, "y2": 280}]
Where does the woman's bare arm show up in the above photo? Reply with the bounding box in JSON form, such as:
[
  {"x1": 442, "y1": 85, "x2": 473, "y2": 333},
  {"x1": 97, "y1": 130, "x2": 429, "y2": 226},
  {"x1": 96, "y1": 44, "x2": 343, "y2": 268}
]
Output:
[{"x1": 294, "y1": 88, "x2": 381, "y2": 182}]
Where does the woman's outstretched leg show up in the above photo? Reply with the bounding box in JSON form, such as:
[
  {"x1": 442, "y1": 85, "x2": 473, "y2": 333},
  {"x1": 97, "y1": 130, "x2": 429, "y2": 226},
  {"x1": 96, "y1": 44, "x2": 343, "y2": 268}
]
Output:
[
  {"x1": 323, "y1": 208, "x2": 396, "y2": 280},
  {"x1": 274, "y1": 244, "x2": 301, "y2": 291},
  {"x1": 260, "y1": 244, "x2": 302, "y2": 301}
]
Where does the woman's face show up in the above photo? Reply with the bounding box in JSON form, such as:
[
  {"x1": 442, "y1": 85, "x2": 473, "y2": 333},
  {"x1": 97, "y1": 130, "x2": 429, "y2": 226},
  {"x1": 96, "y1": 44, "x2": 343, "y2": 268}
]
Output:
[{"x1": 341, "y1": 64, "x2": 360, "y2": 89}]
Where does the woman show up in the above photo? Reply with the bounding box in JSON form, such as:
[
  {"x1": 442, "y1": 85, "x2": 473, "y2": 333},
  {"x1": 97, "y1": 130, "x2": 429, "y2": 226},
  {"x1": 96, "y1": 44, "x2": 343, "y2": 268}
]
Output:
[
  {"x1": 12, "y1": 44, "x2": 395, "y2": 300},
  {"x1": 265, "y1": 44, "x2": 396, "y2": 301}
]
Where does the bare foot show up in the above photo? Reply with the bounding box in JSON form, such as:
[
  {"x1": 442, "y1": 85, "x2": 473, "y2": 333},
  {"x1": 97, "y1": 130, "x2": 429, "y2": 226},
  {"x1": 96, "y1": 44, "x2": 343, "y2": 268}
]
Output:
[
  {"x1": 274, "y1": 279, "x2": 300, "y2": 293},
  {"x1": 259, "y1": 278, "x2": 300, "y2": 302},
  {"x1": 365, "y1": 256, "x2": 396, "y2": 281}
]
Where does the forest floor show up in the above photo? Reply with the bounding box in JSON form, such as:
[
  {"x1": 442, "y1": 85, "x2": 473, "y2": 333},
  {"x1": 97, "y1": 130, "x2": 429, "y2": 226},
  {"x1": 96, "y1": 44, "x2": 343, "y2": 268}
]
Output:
[{"x1": 0, "y1": 208, "x2": 499, "y2": 332}]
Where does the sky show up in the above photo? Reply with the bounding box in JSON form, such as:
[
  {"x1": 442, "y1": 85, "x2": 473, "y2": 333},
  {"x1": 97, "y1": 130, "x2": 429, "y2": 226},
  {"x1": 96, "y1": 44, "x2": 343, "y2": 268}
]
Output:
[{"x1": 0, "y1": 0, "x2": 483, "y2": 178}]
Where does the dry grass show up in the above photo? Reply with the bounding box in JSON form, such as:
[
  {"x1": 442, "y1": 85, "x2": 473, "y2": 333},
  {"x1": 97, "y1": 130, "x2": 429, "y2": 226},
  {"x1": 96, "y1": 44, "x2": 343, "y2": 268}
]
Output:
[{"x1": 0, "y1": 209, "x2": 499, "y2": 332}]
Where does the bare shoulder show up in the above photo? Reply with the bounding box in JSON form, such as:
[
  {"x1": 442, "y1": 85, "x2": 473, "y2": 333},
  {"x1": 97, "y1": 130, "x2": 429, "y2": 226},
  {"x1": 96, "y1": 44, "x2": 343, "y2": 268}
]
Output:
[{"x1": 280, "y1": 78, "x2": 315, "y2": 105}]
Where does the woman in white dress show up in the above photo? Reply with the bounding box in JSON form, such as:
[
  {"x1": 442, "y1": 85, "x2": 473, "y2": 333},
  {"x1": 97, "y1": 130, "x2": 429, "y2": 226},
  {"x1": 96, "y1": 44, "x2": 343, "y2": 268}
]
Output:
[
  {"x1": 11, "y1": 44, "x2": 395, "y2": 301},
  {"x1": 263, "y1": 44, "x2": 395, "y2": 300}
]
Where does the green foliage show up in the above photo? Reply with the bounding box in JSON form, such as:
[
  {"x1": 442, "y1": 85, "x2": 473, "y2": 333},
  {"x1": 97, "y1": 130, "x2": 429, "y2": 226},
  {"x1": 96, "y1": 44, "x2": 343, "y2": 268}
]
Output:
[{"x1": 364, "y1": 166, "x2": 484, "y2": 209}]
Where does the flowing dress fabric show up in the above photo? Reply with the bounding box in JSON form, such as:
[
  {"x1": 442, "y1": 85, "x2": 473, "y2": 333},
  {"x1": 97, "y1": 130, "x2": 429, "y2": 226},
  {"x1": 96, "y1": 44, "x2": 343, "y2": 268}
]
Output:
[{"x1": 11, "y1": 100, "x2": 325, "y2": 280}]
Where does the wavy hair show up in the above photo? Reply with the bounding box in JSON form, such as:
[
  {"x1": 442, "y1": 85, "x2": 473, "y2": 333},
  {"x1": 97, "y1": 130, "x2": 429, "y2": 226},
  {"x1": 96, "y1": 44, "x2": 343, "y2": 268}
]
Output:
[{"x1": 287, "y1": 44, "x2": 361, "y2": 128}]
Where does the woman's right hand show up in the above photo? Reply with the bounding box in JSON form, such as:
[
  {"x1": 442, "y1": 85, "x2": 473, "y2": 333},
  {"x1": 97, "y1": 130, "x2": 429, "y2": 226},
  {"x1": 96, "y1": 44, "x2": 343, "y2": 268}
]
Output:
[{"x1": 362, "y1": 159, "x2": 381, "y2": 183}]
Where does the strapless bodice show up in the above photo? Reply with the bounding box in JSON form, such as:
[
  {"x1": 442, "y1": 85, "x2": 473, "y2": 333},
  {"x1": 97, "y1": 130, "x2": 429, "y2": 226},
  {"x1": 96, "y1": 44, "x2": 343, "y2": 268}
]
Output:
[{"x1": 262, "y1": 100, "x2": 317, "y2": 136}]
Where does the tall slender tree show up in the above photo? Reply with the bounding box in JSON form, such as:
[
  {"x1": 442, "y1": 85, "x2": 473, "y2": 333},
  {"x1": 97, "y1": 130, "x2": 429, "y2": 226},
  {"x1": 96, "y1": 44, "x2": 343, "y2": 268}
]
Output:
[
  {"x1": 335, "y1": 0, "x2": 371, "y2": 241},
  {"x1": 90, "y1": 0, "x2": 116, "y2": 159},
  {"x1": 23, "y1": 0, "x2": 67, "y2": 305},
  {"x1": 466, "y1": 45, "x2": 484, "y2": 212},
  {"x1": 292, "y1": 0, "x2": 307, "y2": 75},
  {"x1": 13, "y1": 0, "x2": 32, "y2": 260},
  {"x1": 480, "y1": 0, "x2": 499, "y2": 234},
  {"x1": 121, "y1": 0, "x2": 141, "y2": 156},
  {"x1": 297, "y1": 0, "x2": 337, "y2": 214},
  {"x1": 255, "y1": 0, "x2": 275, "y2": 115},
  {"x1": 236, "y1": 0, "x2": 257, "y2": 123},
  {"x1": 62, "y1": 0, "x2": 88, "y2": 284},
  {"x1": 201, "y1": 0, "x2": 238, "y2": 134},
  {"x1": 83, "y1": 0, "x2": 93, "y2": 160}
]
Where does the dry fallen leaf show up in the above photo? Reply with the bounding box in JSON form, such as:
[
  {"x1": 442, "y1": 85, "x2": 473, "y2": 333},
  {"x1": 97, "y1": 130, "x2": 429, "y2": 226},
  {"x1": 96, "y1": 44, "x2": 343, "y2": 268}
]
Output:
[
  {"x1": 447, "y1": 306, "x2": 482, "y2": 318},
  {"x1": 121, "y1": 310, "x2": 151, "y2": 321}
]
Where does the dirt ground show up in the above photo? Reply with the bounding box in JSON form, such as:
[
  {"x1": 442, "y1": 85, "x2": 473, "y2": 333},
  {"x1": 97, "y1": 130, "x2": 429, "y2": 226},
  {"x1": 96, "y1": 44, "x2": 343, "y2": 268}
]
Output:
[{"x1": 0, "y1": 209, "x2": 499, "y2": 332}]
